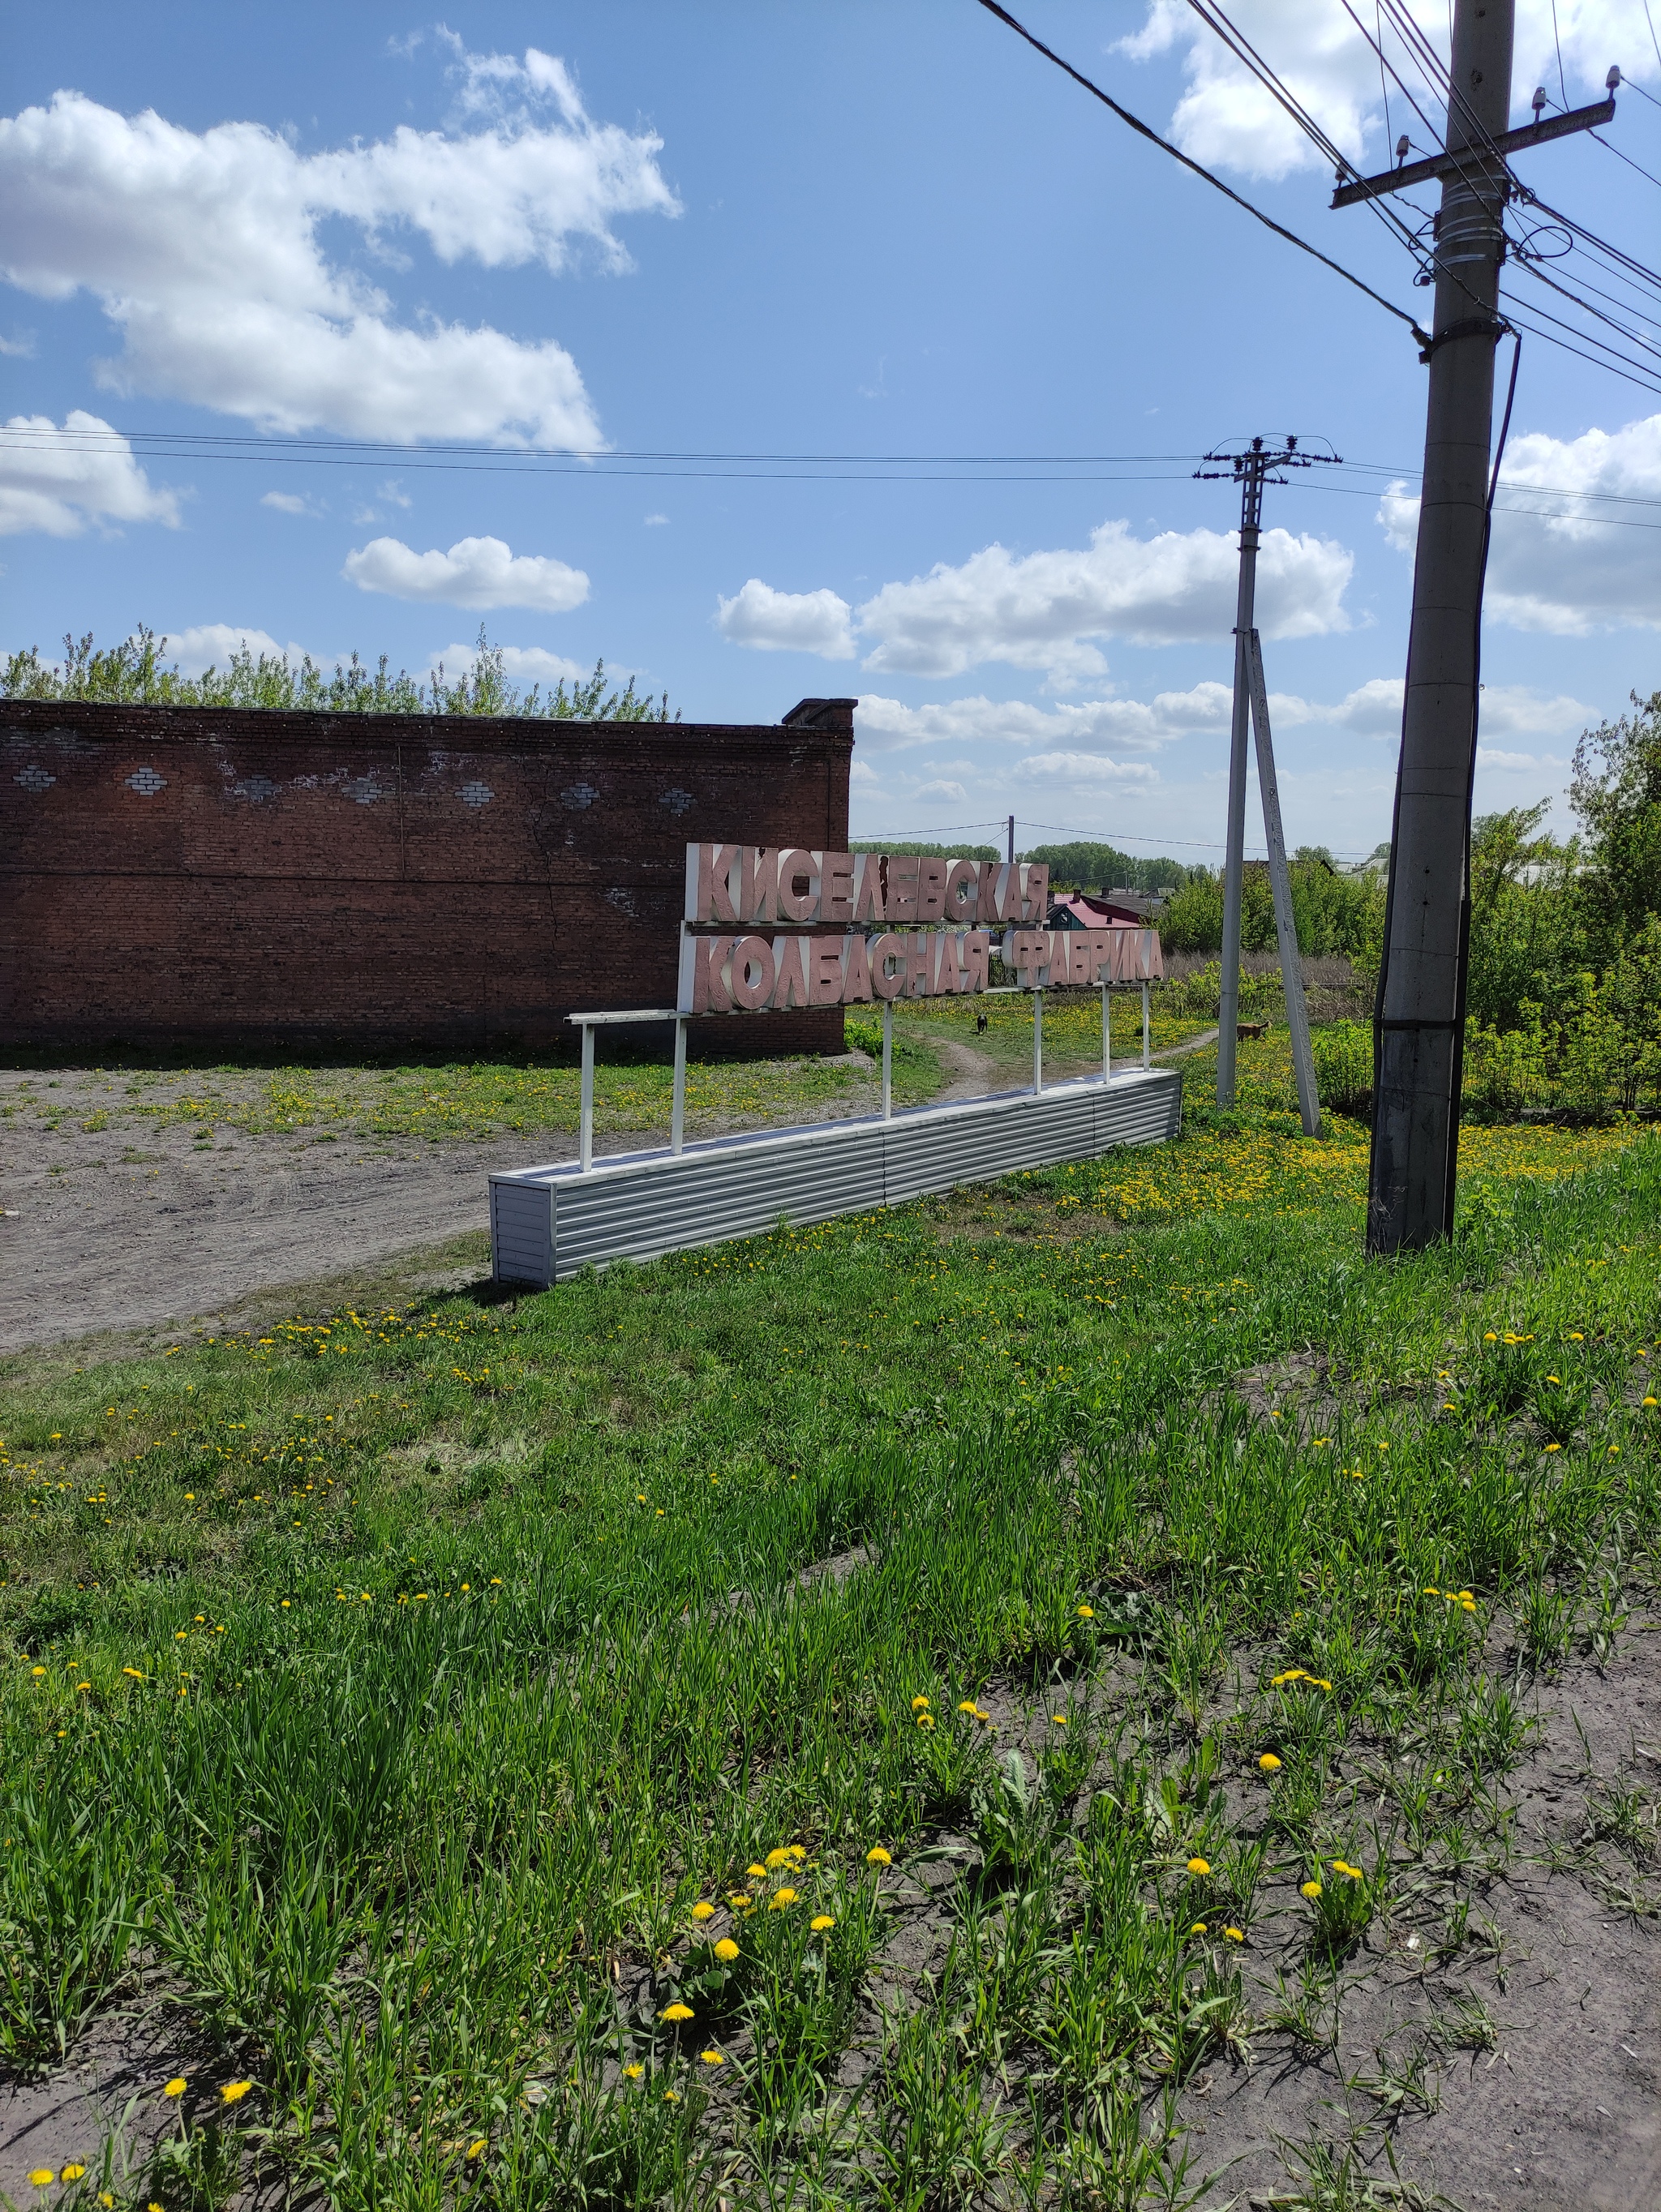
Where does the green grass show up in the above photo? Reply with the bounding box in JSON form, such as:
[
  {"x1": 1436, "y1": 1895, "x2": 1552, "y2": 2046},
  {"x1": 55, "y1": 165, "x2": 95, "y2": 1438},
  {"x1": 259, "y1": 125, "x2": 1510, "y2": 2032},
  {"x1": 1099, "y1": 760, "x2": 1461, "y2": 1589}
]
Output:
[
  {"x1": 0, "y1": 1078, "x2": 1656, "y2": 2209},
  {"x1": 2, "y1": 1049, "x2": 900, "y2": 1148}
]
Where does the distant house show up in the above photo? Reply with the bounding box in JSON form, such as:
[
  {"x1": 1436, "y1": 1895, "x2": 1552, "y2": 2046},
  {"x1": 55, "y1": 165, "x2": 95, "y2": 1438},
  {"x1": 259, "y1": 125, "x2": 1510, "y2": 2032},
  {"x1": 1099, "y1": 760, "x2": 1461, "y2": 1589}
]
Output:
[{"x1": 1047, "y1": 890, "x2": 1157, "y2": 928}]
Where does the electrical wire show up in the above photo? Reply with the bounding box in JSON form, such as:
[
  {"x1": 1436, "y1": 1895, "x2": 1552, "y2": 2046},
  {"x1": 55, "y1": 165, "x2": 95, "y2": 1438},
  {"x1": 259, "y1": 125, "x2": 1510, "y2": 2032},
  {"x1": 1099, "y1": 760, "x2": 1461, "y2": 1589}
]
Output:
[
  {"x1": 1587, "y1": 128, "x2": 1661, "y2": 194},
  {"x1": 6, "y1": 419, "x2": 1661, "y2": 517},
  {"x1": 1186, "y1": 0, "x2": 1432, "y2": 279},
  {"x1": 972, "y1": 0, "x2": 1431, "y2": 346}
]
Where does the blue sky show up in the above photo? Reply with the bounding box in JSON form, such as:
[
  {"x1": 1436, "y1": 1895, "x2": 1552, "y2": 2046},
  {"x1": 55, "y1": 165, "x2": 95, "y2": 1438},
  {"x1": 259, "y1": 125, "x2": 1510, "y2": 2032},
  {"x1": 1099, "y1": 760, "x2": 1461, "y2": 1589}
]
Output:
[{"x1": 4, "y1": 1, "x2": 1659, "y2": 864}]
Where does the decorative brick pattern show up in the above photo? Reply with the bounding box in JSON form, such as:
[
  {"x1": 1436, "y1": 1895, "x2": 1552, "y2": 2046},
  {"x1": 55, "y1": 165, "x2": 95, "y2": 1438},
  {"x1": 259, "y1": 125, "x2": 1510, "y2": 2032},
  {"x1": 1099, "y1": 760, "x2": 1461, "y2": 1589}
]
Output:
[{"x1": 2, "y1": 699, "x2": 853, "y2": 1054}]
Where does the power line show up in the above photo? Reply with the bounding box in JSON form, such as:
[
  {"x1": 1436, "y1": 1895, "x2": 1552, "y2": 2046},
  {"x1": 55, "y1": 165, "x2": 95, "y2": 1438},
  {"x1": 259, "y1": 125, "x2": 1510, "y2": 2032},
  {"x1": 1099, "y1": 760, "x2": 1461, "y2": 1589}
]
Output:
[{"x1": 972, "y1": 0, "x2": 1431, "y2": 346}]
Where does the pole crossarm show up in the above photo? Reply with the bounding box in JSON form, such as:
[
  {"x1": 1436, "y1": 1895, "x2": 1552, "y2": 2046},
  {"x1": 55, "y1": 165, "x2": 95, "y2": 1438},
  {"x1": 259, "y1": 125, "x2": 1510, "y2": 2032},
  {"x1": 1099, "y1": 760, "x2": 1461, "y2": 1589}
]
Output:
[{"x1": 1332, "y1": 96, "x2": 1614, "y2": 206}]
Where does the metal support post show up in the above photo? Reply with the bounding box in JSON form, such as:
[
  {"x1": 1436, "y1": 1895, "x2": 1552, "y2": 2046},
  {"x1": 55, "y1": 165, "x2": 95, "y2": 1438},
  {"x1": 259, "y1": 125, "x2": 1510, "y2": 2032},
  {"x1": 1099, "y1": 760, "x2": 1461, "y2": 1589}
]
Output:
[
  {"x1": 882, "y1": 1000, "x2": 893, "y2": 1120},
  {"x1": 1033, "y1": 989, "x2": 1044, "y2": 1095},
  {"x1": 671, "y1": 1017, "x2": 687, "y2": 1155},
  {"x1": 578, "y1": 1021, "x2": 594, "y2": 1173},
  {"x1": 1101, "y1": 984, "x2": 1112, "y2": 1082},
  {"x1": 1246, "y1": 632, "x2": 1320, "y2": 1135},
  {"x1": 1141, "y1": 984, "x2": 1150, "y2": 1070},
  {"x1": 1217, "y1": 448, "x2": 1264, "y2": 1105},
  {"x1": 1363, "y1": 0, "x2": 1517, "y2": 1251}
]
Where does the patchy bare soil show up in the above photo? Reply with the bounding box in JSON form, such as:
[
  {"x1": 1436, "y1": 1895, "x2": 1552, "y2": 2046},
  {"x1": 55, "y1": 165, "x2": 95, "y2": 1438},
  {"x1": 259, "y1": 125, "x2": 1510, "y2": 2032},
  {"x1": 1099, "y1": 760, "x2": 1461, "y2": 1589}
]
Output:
[
  {"x1": 0, "y1": 1055, "x2": 924, "y2": 1352},
  {"x1": 1174, "y1": 1623, "x2": 1661, "y2": 2210}
]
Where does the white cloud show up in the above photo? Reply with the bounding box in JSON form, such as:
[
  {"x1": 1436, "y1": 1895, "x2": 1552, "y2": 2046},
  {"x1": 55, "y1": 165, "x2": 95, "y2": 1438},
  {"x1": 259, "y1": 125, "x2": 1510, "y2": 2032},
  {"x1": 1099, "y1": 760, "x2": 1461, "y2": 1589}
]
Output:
[
  {"x1": 1122, "y1": 2, "x2": 1655, "y2": 183},
  {"x1": 161, "y1": 624, "x2": 309, "y2": 673},
  {"x1": 1479, "y1": 685, "x2": 1594, "y2": 735},
  {"x1": 856, "y1": 521, "x2": 1351, "y2": 681},
  {"x1": 0, "y1": 409, "x2": 180, "y2": 536},
  {"x1": 1380, "y1": 414, "x2": 1661, "y2": 634},
  {"x1": 858, "y1": 683, "x2": 1242, "y2": 752},
  {"x1": 344, "y1": 534, "x2": 589, "y2": 611},
  {"x1": 643, "y1": 512, "x2": 668, "y2": 526},
  {"x1": 260, "y1": 489, "x2": 319, "y2": 515},
  {"x1": 909, "y1": 778, "x2": 968, "y2": 805},
  {"x1": 0, "y1": 56, "x2": 677, "y2": 445},
  {"x1": 429, "y1": 641, "x2": 588, "y2": 686},
  {"x1": 1476, "y1": 745, "x2": 1569, "y2": 770},
  {"x1": 715, "y1": 580, "x2": 856, "y2": 658},
  {"x1": 848, "y1": 758, "x2": 882, "y2": 787},
  {"x1": 726, "y1": 522, "x2": 1352, "y2": 686},
  {"x1": 1326, "y1": 676, "x2": 1404, "y2": 735},
  {"x1": 1015, "y1": 752, "x2": 1160, "y2": 787}
]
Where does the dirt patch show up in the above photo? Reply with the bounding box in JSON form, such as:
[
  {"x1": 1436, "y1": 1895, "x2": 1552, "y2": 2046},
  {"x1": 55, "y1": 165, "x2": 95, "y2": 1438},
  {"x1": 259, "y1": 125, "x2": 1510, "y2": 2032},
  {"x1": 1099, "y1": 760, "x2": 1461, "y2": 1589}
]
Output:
[
  {"x1": 1178, "y1": 1629, "x2": 1661, "y2": 2211},
  {"x1": 0, "y1": 1059, "x2": 925, "y2": 1354}
]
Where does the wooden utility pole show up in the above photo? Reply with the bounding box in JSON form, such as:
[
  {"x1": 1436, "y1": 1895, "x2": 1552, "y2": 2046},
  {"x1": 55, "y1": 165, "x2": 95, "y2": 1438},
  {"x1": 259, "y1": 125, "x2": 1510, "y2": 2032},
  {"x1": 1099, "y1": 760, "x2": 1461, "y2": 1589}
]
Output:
[{"x1": 1336, "y1": 2, "x2": 1616, "y2": 1251}]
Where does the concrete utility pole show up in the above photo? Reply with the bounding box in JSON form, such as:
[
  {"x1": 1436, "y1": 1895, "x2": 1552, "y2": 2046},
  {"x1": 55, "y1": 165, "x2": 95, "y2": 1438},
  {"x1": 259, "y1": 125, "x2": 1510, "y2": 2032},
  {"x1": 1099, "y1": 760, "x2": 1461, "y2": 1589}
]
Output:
[
  {"x1": 1333, "y1": 1, "x2": 1616, "y2": 1250},
  {"x1": 1200, "y1": 435, "x2": 1331, "y2": 1130}
]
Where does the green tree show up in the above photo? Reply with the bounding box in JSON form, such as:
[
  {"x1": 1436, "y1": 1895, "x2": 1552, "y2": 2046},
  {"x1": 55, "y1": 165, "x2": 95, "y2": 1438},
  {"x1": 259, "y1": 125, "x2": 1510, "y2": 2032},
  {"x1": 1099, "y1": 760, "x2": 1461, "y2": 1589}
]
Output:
[
  {"x1": 1017, "y1": 841, "x2": 1205, "y2": 894},
  {"x1": 1463, "y1": 803, "x2": 1582, "y2": 1031},
  {"x1": 1570, "y1": 687, "x2": 1661, "y2": 958}
]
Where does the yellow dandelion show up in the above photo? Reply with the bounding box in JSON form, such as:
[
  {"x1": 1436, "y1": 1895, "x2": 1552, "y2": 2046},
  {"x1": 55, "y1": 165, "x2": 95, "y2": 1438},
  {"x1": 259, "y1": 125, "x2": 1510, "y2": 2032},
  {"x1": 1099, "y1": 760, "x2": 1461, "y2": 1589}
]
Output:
[
  {"x1": 958, "y1": 1699, "x2": 978, "y2": 1713},
  {"x1": 785, "y1": 1845, "x2": 806, "y2": 1860},
  {"x1": 162, "y1": 2077, "x2": 187, "y2": 2097},
  {"x1": 1076, "y1": 1604, "x2": 1094, "y2": 1619},
  {"x1": 1301, "y1": 1880, "x2": 1323, "y2": 1900},
  {"x1": 770, "y1": 1887, "x2": 798, "y2": 1908},
  {"x1": 765, "y1": 1847, "x2": 793, "y2": 1868},
  {"x1": 1258, "y1": 1752, "x2": 1281, "y2": 1772},
  {"x1": 746, "y1": 1863, "x2": 767, "y2": 1879},
  {"x1": 727, "y1": 1893, "x2": 751, "y2": 1908},
  {"x1": 663, "y1": 2090, "x2": 680, "y2": 2103},
  {"x1": 221, "y1": 2080, "x2": 252, "y2": 2103},
  {"x1": 867, "y1": 1845, "x2": 891, "y2": 1865},
  {"x1": 1188, "y1": 1922, "x2": 1208, "y2": 1935},
  {"x1": 1223, "y1": 1927, "x2": 1244, "y2": 1943},
  {"x1": 699, "y1": 2049, "x2": 723, "y2": 2066},
  {"x1": 27, "y1": 2172, "x2": 54, "y2": 2190},
  {"x1": 714, "y1": 1938, "x2": 740, "y2": 1962},
  {"x1": 623, "y1": 2063, "x2": 644, "y2": 2079},
  {"x1": 660, "y1": 2003, "x2": 694, "y2": 2022},
  {"x1": 691, "y1": 1901, "x2": 715, "y2": 1921},
  {"x1": 810, "y1": 1914, "x2": 835, "y2": 1931},
  {"x1": 466, "y1": 2138, "x2": 487, "y2": 2159},
  {"x1": 61, "y1": 2171, "x2": 86, "y2": 2185},
  {"x1": 1187, "y1": 1857, "x2": 1210, "y2": 1876},
  {"x1": 910, "y1": 1695, "x2": 931, "y2": 1712},
  {"x1": 1051, "y1": 1713, "x2": 1068, "y2": 1726}
]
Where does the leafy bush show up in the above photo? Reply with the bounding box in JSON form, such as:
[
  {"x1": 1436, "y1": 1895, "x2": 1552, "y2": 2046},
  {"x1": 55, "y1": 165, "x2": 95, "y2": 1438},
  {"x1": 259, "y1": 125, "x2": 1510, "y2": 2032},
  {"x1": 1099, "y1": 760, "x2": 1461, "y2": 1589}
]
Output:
[
  {"x1": 2, "y1": 627, "x2": 674, "y2": 721},
  {"x1": 1310, "y1": 1021, "x2": 1373, "y2": 1117}
]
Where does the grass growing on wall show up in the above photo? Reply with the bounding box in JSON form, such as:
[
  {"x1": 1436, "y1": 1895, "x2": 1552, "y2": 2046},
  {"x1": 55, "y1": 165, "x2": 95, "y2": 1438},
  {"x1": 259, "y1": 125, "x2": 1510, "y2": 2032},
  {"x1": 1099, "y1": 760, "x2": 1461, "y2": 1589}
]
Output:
[{"x1": 0, "y1": 1034, "x2": 1655, "y2": 2207}]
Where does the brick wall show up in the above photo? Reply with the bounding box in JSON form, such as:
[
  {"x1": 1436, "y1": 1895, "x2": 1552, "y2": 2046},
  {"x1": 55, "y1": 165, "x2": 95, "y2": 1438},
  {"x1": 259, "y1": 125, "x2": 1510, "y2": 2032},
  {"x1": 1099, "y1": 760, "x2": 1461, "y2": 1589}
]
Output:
[{"x1": 1, "y1": 697, "x2": 854, "y2": 1055}]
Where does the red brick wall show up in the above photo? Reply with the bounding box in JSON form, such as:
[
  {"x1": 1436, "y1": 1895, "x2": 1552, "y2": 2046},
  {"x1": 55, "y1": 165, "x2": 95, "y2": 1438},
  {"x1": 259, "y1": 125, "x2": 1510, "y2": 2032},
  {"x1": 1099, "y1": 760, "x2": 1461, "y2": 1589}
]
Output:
[{"x1": 1, "y1": 697, "x2": 853, "y2": 1054}]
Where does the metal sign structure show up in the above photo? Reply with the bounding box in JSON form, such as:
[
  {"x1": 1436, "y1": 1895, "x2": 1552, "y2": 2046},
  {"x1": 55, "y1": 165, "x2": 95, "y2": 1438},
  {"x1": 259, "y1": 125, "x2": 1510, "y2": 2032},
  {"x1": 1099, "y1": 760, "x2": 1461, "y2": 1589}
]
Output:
[{"x1": 489, "y1": 842, "x2": 1178, "y2": 1285}]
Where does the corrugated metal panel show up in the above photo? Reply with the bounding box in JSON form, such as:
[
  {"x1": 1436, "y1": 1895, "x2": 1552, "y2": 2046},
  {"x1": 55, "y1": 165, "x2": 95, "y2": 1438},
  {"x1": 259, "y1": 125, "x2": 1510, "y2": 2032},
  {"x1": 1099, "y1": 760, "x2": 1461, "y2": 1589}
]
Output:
[
  {"x1": 488, "y1": 1178, "x2": 552, "y2": 1284},
  {"x1": 489, "y1": 1069, "x2": 1181, "y2": 1284},
  {"x1": 553, "y1": 1123, "x2": 889, "y2": 1273}
]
